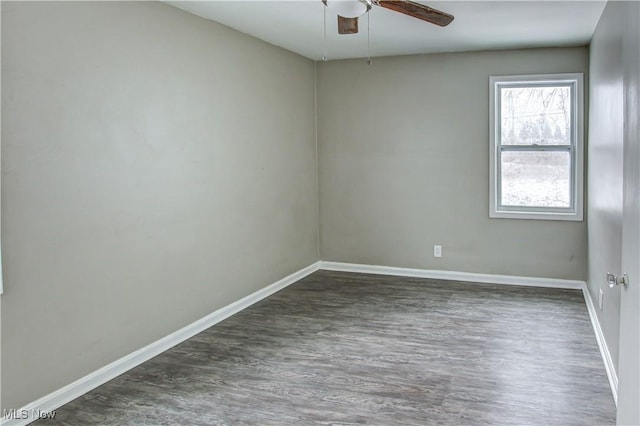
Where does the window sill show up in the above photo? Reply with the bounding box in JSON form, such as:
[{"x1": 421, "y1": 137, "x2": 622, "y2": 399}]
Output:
[{"x1": 490, "y1": 209, "x2": 583, "y2": 222}]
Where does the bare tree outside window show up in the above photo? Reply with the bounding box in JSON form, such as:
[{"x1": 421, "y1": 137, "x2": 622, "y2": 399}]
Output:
[{"x1": 500, "y1": 86, "x2": 572, "y2": 208}]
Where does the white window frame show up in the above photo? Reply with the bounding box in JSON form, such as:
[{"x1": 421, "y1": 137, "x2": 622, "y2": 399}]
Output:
[{"x1": 489, "y1": 73, "x2": 584, "y2": 221}]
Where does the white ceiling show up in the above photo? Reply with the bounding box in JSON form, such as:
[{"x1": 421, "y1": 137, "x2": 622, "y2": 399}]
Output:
[{"x1": 167, "y1": 1, "x2": 606, "y2": 61}]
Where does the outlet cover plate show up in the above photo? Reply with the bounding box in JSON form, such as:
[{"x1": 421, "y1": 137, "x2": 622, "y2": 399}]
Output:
[{"x1": 599, "y1": 289, "x2": 604, "y2": 310}]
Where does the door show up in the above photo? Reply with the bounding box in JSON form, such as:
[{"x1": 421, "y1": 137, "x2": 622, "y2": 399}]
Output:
[{"x1": 617, "y1": 2, "x2": 640, "y2": 424}]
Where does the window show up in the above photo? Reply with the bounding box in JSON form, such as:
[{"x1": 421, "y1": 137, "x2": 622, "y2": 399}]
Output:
[{"x1": 489, "y1": 73, "x2": 584, "y2": 221}]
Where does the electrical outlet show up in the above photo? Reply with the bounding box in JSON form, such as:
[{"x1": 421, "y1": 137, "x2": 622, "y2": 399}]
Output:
[
  {"x1": 433, "y1": 245, "x2": 442, "y2": 258},
  {"x1": 599, "y1": 289, "x2": 604, "y2": 311}
]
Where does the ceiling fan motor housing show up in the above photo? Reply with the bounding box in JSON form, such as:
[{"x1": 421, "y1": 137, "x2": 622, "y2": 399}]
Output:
[{"x1": 325, "y1": 0, "x2": 372, "y2": 18}]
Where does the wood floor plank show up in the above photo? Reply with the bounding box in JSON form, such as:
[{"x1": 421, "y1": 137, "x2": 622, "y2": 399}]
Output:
[{"x1": 35, "y1": 271, "x2": 616, "y2": 425}]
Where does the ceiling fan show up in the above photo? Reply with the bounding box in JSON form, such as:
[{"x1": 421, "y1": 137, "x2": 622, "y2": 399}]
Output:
[{"x1": 322, "y1": 0, "x2": 454, "y2": 34}]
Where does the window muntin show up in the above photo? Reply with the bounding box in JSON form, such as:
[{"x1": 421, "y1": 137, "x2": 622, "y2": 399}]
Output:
[{"x1": 489, "y1": 74, "x2": 583, "y2": 221}]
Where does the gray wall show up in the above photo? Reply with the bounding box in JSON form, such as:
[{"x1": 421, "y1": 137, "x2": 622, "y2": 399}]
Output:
[
  {"x1": 587, "y1": 0, "x2": 638, "y2": 385},
  {"x1": 587, "y1": 0, "x2": 624, "y2": 376},
  {"x1": 317, "y1": 48, "x2": 588, "y2": 280},
  {"x1": 1, "y1": 1, "x2": 318, "y2": 410}
]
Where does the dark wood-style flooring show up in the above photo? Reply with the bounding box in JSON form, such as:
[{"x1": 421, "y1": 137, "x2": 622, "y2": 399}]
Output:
[{"x1": 38, "y1": 271, "x2": 616, "y2": 425}]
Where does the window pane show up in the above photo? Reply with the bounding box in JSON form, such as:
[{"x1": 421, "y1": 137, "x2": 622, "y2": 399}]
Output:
[
  {"x1": 500, "y1": 86, "x2": 571, "y2": 145},
  {"x1": 501, "y1": 151, "x2": 571, "y2": 208}
]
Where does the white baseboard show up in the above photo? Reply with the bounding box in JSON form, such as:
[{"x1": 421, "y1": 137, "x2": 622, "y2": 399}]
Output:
[
  {"x1": 581, "y1": 285, "x2": 619, "y2": 405},
  {"x1": 1, "y1": 261, "x2": 321, "y2": 426},
  {"x1": 319, "y1": 261, "x2": 585, "y2": 289}
]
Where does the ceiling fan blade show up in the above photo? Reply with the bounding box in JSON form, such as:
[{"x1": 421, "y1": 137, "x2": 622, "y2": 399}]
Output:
[
  {"x1": 337, "y1": 15, "x2": 359, "y2": 34},
  {"x1": 376, "y1": 1, "x2": 454, "y2": 27}
]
